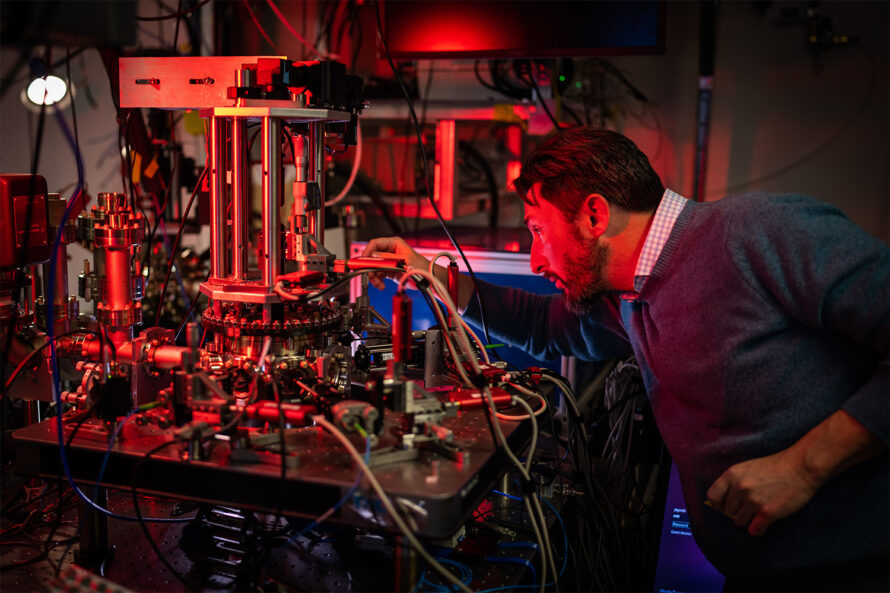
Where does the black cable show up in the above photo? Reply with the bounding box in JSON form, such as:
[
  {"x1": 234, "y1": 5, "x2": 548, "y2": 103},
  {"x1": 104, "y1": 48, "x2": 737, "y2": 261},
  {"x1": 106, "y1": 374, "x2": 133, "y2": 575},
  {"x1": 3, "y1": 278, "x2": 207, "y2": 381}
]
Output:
[
  {"x1": 1, "y1": 483, "x2": 55, "y2": 515},
  {"x1": 269, "y1": 377, "x2": 287, "y2": 526},
  {"x1": 489, "y1": 61, "x2": 515, "y2": 97},
  {"x1": 65, "y1": 49, "x2": 81, "y2": 167},
  {"x1": 124, "y1": 111, "x2": 148, "y2": 215},
  {"x1": 373, "y1": 0, "x2": 495, "y2": 350},
  {"x1": 0, "y1": 542, "x2": 51, "y2": 569},
  {"x1": 349, "y1": 11, "x2": 364, "y2": 73},
  {"x1": 599, "y1": 59, "x2": 649, "y2": 103},
  {"x1": 419, "y1": 60, "x2": 435, "y2": 130},
  {"x1": 141, "y1": 156, "x2": 178, "y2": 275},
  {"x1": 333, "y1": 164, "x2": 403, "y2": 235},
  {"x1": 51, "y1": 406, "x2": 100, "y2": 578},
  {"x1": 172, "y1": 0, "x2": 183, "y2": 52},
  {"x1": 2, "y1": 48, "x2": 90, "y2": 97},
  {"x1": 335, "y1": 4, "x2": 352, "y2": 60},
  {"x1": 174, "y1": 290, "x2": 204, "y2": 343},
  {"x1": 121, "y1": 110, "x2": 146, "y2": 215},
  {"x1": 121, "y1": 110, "x2": 142, "y2": 216},
  {"x1": 313, "y1": 0, "x2": 334, "y2": 53},
  {"x1": 135, "y1": 378, "x2": 257, "y2": 593},
  {"x1": 285, "y1": 265, "x2": 406, "y2": 302},
  {"x1": 484, "y1": 60, "x2": 531, "y2": 101},
  {"x1": 281, "y1": 124, "x2": 295, "y2": 167},
  {"x1": 241, "y1": 0, "x2": 281, "y2": 54},
  {"x1": 3, "y1": 484, "x2": 73, "y2": 529},
  {"x1": 135, "y1": 0, "x2": 211, "y2": 21},
  {"x1": 301, "y1": 0, "x2": 309, "y2": 60},
  {"x1": 524, "y1": 70, "x2": 561, "y2": 131},
  {"x1": 572, "y1": 426, "x2": 629, "y2": 590},
  {"x1": 117, "y1": 111, "x2": 130, "y2": 197},
  {"x1": 44, "y1": 404, "x2": 102, "y2": 576},
  {"x1": 473, "y1": 60, "x2": 502, "y2": 94},
  {"x1": 54, "y1": 403, "x2": 100, "y2": 584},
  {"x1": 561, "y1": 102, "x2": 584, "y2": 127},
  {"x1": 247, "y1": 126, "x2": 262, "y2": 155},
  {"x1": 457, "y1": 141, "x2": 498, "y2": 230},
  {"x1": 413, "y1": 61, "x2": 436, "y2": 236},
  {"x1": 130, "y1": 439, "x2": 200, "y2": 592},
  {"x1": 54, "y1": 371, "x2": 198, "y2": 527},
  {"x1": 154, "y1": 165, "x2": 209, "y2": 327},
  {"x1": 542, "y1": 390, "x2": 563, "y2": 474}
]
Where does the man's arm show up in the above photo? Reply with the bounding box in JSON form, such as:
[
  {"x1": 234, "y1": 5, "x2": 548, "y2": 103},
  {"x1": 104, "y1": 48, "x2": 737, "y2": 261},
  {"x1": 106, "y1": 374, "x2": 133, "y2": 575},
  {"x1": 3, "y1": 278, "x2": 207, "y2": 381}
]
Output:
[
  {"x1": 706, "y1": 409, "x2": 886, "y2": 537},
  {"x1": 360, "y1": 236, "x2": 475, "y2": 312},
  {"x1": 360, "y1": 236, "x2": 632, "y2": 360},
  {"x1": 706, "y1": 196, "x2": 889, "y2": 537}
]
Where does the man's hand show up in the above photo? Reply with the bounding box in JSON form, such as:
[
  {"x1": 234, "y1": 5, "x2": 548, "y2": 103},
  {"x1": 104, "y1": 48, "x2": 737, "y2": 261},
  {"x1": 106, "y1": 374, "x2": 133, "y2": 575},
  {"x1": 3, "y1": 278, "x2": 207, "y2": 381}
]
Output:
[
  {"x1": 706, "y1": 448, "x2": 819, "y2": 537},
  {"x1": 706, "y1": 409, "x2": 885, "y2": 537},
  {"x1": 360, "y1": 236, "x2": 432, "y2": 290}
]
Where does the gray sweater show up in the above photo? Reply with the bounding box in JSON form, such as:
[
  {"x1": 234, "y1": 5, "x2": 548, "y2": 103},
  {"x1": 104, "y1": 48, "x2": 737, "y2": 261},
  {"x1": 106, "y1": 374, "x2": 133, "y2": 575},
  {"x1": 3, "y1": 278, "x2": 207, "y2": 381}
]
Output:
[{"x1": 464, "y1": 193, "x2": 889, "y2": 588}]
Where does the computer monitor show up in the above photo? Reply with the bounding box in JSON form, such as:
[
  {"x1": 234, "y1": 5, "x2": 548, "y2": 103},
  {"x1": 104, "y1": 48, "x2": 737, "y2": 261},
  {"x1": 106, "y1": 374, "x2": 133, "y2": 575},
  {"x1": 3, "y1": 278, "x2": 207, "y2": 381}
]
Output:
[
  {"x1": 383, "y1": 0, "x2": 666, "y2": 59},
  {"x1": 652, "y1": 462, "x2": 726, "y2": 592}
]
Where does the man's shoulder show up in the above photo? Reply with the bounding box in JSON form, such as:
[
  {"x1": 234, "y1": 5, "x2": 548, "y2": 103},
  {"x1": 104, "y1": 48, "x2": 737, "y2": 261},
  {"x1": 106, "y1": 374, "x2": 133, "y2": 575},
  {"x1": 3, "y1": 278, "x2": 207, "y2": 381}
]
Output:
[
  {"x1": 697, "y1": 192, "x2": 886, "y2": 268},
  {"x1": 703, "y1": 191, "x2": 832, "y2": 213},
  {"x1": 694, "y1": 192, "x2": 846, "y2": 232}
]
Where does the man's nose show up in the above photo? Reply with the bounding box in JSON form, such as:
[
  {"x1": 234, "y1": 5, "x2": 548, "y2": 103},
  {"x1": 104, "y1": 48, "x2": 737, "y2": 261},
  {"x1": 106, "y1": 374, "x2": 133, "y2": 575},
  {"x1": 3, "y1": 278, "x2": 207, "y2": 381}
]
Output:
[{"x1": 529, "y1": 242, "x2": 546, "y2": 275}]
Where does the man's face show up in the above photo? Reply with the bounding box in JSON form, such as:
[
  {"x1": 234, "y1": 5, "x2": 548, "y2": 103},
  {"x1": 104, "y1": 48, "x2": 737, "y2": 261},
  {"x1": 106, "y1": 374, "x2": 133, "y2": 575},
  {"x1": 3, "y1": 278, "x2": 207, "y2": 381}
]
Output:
[{"x1": 524, "y1": 193, "x2": 611, "y2": 314}]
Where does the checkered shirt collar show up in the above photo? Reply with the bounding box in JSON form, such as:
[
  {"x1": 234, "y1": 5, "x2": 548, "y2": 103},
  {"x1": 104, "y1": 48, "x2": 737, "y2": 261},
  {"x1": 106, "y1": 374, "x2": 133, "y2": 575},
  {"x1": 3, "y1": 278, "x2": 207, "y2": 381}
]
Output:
[{"x1": 630, "y1": 189, "x2": 689, "y2": 295}]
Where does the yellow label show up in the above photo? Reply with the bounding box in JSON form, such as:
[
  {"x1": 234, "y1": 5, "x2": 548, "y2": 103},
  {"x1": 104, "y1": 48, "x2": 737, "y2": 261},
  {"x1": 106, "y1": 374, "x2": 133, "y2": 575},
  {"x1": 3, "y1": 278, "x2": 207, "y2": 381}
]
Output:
[
  {"x1": 131, "y1": 152, "x2": 142, "y2": 184},
  {"x1": 144, "y1": 155, "x2": 159, "y2": 179},
  {"x1": 493, "y1": 104, "x2": 527, "y2": 131},
  {"x1": 183, "y1": 109, "x2": 205, "y2": 136}
]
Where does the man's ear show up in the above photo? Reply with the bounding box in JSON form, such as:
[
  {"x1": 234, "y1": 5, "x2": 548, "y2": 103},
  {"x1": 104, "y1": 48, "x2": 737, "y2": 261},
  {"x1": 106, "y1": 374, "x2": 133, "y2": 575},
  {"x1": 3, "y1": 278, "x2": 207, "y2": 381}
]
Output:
[{"x1": 581, "y1": 193, "x2": 610, "y2": 238}]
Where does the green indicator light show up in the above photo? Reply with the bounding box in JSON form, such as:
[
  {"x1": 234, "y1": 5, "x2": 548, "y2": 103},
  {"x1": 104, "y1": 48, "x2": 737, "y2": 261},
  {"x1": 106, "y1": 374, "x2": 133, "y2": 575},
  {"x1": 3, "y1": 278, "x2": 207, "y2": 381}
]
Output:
[
  {"x1": 575, "y1": 81, "x2": 582, "y2": 88},
  {"x1": 558, "y1": 75, "x2": 566, "y2": 82}
]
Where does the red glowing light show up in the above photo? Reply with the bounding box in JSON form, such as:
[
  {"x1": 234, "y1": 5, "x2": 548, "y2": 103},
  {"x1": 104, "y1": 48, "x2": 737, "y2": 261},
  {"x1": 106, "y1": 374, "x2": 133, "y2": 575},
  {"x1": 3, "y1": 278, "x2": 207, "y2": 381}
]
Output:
[
  {"x1": 386, "y1": 4, "x2": 524, "y2": 55},
  {"x1": 506, "y1": 162, "x2": 522, "y2": 192},
  {"x1": 505, "y1": 125, "x2": 522, "y2": 191},
  {"x1": 433, "y1": 119, "x2": 456, "y2": 219}
]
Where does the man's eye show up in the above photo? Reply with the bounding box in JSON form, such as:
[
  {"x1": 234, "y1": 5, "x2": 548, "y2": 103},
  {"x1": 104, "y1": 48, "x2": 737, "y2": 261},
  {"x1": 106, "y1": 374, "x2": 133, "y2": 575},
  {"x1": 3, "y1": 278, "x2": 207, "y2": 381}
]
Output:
[{"x1": 531, "y1": 227, "x2": 542, "y2": 235}]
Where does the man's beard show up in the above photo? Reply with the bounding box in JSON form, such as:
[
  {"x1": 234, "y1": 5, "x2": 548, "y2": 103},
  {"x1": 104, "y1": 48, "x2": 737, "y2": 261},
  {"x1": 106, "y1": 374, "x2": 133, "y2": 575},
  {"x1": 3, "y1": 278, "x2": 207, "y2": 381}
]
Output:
[{"x1": 563, "y1": 236, "x2": 611, "y2": 315}]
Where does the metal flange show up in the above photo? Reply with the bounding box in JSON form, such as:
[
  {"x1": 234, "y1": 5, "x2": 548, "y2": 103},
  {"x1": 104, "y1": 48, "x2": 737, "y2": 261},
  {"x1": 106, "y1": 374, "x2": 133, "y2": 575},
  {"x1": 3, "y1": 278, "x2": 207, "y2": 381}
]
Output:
[{"x1": 96, "y1": 302, "x2": 143, "y2": 327}]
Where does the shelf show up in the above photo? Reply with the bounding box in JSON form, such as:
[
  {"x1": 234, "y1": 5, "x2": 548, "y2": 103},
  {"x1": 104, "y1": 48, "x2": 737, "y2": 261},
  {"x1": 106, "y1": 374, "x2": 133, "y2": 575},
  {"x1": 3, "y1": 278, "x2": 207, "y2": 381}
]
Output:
[{"x1": 362, "y1": 100, "x2": 534, "y2": 122}]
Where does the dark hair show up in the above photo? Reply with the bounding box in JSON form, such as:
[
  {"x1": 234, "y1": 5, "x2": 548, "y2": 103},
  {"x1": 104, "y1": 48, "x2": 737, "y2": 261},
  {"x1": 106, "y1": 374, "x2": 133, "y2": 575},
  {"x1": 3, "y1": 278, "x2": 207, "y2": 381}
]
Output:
[{"x1": 514, "y1": 127, "x2": 664, "y2": 218}]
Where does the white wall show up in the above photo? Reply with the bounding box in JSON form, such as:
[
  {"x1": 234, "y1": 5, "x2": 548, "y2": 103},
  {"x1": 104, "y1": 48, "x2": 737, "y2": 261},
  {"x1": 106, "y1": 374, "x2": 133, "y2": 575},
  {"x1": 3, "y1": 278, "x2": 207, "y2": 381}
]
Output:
[{"x1": 612, "y1": 1, "x2": 889, "y2": 241}]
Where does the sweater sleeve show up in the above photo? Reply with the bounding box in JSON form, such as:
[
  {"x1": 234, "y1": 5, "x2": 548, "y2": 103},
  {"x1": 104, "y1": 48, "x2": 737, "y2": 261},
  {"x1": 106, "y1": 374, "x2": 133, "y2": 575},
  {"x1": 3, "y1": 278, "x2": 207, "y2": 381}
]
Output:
[
  {"x1": 726, "y1": 195, "x2": 889, "y2": 443},
  {"x1": 462, "y1": 277, "x2": 632, "y2": 361}
]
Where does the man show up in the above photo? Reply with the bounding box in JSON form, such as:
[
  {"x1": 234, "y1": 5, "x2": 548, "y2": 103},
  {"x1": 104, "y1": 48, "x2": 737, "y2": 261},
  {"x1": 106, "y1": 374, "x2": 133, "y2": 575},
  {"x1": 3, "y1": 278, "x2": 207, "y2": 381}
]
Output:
[{"x1": 362, "y1": 127, "x2": 888, "y2": 591}]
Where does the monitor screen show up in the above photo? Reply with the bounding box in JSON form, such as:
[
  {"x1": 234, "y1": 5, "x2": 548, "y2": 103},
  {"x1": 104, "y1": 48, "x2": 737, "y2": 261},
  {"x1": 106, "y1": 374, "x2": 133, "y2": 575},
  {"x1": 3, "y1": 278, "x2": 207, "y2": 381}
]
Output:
[
  {"x1": 652, "y1": 462, "x2": 726, "y2": 592},
  {"x1": 384, "y1": 0, "x2": 665, "y2": 59}
]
